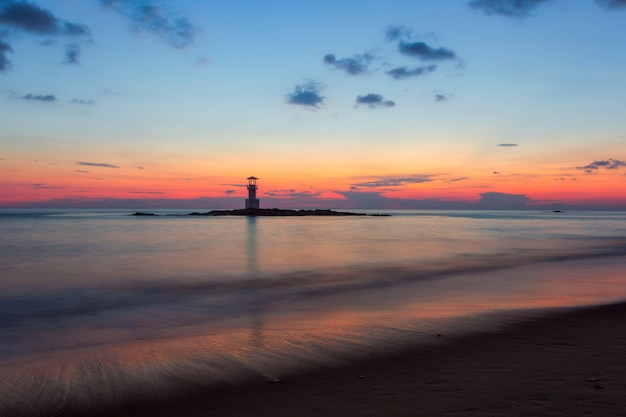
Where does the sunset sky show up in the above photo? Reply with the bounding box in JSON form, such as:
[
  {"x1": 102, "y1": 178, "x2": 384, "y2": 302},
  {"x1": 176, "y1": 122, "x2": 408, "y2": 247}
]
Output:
[{"x1": 1, "y1": 0, "x2": 625, "y2": 209}]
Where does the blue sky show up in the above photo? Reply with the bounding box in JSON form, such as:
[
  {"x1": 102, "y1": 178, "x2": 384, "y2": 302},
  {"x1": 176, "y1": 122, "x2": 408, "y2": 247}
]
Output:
[{"x1": 1, "y1": 0, "x2": 626, "y2": 209}]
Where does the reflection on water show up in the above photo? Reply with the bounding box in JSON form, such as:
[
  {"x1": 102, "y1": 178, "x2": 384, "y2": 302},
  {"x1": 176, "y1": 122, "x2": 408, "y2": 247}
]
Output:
[{"x1": 246, "y1": 216, "x2": 266, "y2": 348}]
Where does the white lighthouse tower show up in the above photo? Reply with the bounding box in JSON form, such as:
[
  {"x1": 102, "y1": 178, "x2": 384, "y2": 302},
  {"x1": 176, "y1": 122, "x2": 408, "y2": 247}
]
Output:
[{"x1": 245, "y1": 176, "x2": 260, "y2": 209}]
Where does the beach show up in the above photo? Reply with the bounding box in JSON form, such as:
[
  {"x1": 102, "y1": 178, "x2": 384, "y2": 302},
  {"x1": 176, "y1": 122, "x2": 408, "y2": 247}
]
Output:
[{"x1": 101, "y1": 302, "x2": 626, "y2": 417}]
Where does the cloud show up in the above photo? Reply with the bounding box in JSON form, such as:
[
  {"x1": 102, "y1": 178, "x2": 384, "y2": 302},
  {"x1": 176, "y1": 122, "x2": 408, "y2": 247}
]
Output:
[
  {"x1": 577, "y1": 158, "x2": 626, "y2": 173},
  {"x1": 64, "y1": 42, "x2": 81, "y2": 64},
  {"x1": 99, "y1": 0, "x2": 196, "y2": 49},
  {"x1": 0, "y1": 0, "x2": 90, "y2": 71},
  {"x1": 477, "y1": 191, "x2": 530, "y2": 209},
  {"x1": 445, "y1": 177, "x2": 468, "y2": 183},
  {"x1": 434, "y1": 93, "x2": 449, "y2": 102},
  {"x1": 384, "y1": 24, "x2": 461, "y2": 76},
  {"x1": 129, "y1": 191, "x2": 164, "y2": 195},
  {"x1": 224, "y1": 190, "x2": 235, "y2": 195},
  {"x1": 355, "y1": 93, "x2": 395, "y2": 108},
  {"x1": 0, "y1": 1, "x2": 90, "y2": 36},
  {"x1": 77, "y1": 161, "x2": 120, "y2": 168},
  {"x1": 70, "y1": 98, "x2": 95, "y2": 105},
  {"x1": 195, "y1": 56, "x2": 209, "y2": 66},
  {"x1": 351, "y1": 176, "x2": 432, "y2": 188},
  {"x1": 323, "y1": 53, "x2": 374, "y2": 76},
  {"x1": 468, "y1": 0, "x2": 551, "y2": 17},
  {"x1": 0, "y1": 39, "x2": 13, "y2": 72},
  {"x1": 386, "y1": 64, "x2": 437, "y2": 79},
  {"x1": 384, "y1": 25, "x2": 413, "y2": 42},
  {"x1": 498, "y1": 143, "x2": 519, "y2": 147},
  {"x1": 595, "y1": 0, "x2": 626, "y2": 9},
  {"x1": 21, "y1": 93, "x2": 56, "y2": 102},
  {"x1": 286, "y1": 81, "x2": 325, "y2": 108},
  {"x1": 75, "y1": 170, "x2": 89, "y2": 173},
  {"x1": 398, "y1": 41, "x2": 457, "y2": 61},
  {"x1": 493, "y1": 171, "x2": 501, "y2": 174},
  {"x1": 33, "y1": 183, "x2": 63, "y2": 190},
  {"x1": 265, "y1": 190, "x2": 321, "y2": 198}
]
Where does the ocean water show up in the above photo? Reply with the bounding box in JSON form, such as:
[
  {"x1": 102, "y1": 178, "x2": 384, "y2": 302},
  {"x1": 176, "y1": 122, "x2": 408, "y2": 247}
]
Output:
[{"x1": 1, "y1": 209, "x2": 626, "y2": 415}]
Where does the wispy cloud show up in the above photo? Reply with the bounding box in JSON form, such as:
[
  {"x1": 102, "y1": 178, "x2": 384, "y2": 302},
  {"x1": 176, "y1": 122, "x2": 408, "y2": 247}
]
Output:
[
  {"x1": 265, "y1": 190, "x2": 321, "y2": 198},
  {"x1": 323, "y1": 53, "x2": 375, "y2": 76},
  {"x1": 386, "y1": 65, "x2": 437, "y2": 79},
  {"x1": 577, "y1": 158, "x2": 626, "y2": 173},
  {"x1": 129, "y1": 191, "x2": 164, "y2": 195},
  {"x1": 351, "y1": 176, "x2": 432, "y2": 188},
  {"x1": 286, "y1": 81, "x2": 325, "y2": 108},
  {"x1": 468, "y1": 0, "x2": 552, "y2": 17},
  {"x1": 70, "y1": 98, "x2": 95, "y2": 105},
  {"x1": 355, "y1": 93, "x2": 395, "y2": 108},
  {"x1": 21, "y1": 93, "x2": 57, "y2": 102},
  {"x1": 445, "y1": 177, "x2": 468, "y2": 183},
  {"x1": 498, "y1": 143, "x2": 519, "y2": 147},
  {"x1": 384, "y1": 25, "x2": 413, "y2": 42},
  {"x1": 434, "y1": 93, "x2": 449, "y2": 102},
  {"x1": 77, "y1": 161, "x2": 120, "y2": 168},
  {"x1": 64, "y1": 42, "x2": 81, "y2": 65},
  {"x1": 33, "y1": 183, "x2": 63, "y2": 190},
  {"x1": 596, "y1": 0, "x2": 626, "y2": 9},
  {"x1": 99, "y1": 0, "x2": 197, "y2": 49}
]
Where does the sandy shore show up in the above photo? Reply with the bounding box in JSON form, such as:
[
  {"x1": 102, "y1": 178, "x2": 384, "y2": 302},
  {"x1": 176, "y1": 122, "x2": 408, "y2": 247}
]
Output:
[{"x1": 92, "y1": 302, "x2": 626, "y2": 417}]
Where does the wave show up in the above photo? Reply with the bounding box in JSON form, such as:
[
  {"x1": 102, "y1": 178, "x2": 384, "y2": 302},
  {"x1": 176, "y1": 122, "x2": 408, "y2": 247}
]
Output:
[{"x1": 2, "y1": 236, "x2": 626, "y2": 359}]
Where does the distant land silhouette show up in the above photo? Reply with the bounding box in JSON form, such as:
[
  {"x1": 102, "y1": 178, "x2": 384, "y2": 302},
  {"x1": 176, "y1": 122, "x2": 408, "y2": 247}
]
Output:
[{"x1": 133, "y1": 208, "x2": 389, "y2": 217}]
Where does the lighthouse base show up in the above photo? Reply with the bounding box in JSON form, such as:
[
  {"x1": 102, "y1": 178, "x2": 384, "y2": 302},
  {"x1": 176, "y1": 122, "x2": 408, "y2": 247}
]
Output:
[{"x1": 245, "y1": 199, "x2": 260, "y2": 209}]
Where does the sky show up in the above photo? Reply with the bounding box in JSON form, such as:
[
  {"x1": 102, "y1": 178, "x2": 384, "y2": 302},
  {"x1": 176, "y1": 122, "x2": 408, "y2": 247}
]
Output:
[{"x1": 1, "y1": 0, "x2": 625, "y2": 210}]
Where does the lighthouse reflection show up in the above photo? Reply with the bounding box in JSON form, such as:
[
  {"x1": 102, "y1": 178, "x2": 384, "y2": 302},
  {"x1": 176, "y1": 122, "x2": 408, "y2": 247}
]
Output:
[{"x1": 246, "y1": 216, "x2": 265, "y2": 347}]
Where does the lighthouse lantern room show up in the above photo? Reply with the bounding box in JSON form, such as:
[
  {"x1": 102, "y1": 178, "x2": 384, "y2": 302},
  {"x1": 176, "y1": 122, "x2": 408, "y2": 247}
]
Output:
[{"x1": 245, "y1": 176, "x2": 260, "y2": 209}]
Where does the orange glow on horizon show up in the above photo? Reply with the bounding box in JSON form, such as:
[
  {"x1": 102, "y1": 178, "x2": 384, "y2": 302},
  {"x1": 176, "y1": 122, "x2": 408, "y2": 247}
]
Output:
[{"x1": 2, "y1": 153, "x2": 625, "y2": 208}]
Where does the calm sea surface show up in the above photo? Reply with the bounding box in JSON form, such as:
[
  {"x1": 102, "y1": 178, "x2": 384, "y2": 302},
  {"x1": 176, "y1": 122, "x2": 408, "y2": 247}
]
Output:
[{"x1": 1, "y1": 209, "x2": 626, "y2": 414}]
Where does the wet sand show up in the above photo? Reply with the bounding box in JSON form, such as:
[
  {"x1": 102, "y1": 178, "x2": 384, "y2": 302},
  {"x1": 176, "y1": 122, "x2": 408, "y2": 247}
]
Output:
[{"x1": 97, "y1": 301, "x2": 626, "y2": 417}]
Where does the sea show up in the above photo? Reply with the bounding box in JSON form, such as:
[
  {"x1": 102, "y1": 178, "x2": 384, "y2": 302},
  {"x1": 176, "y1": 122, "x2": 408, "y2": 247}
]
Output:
[{"x1": 1, "y1": 208, "x2": 626, "y2": 415}]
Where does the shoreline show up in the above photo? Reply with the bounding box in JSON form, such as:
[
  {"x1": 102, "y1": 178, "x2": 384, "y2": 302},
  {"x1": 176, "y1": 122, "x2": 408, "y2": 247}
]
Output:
[{"x1": 93, "y1": 301, "x2": 626, "y2": 417}]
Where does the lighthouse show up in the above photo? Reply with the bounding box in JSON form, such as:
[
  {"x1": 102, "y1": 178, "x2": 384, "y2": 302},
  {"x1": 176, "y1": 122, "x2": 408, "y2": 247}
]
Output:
[{"x1": 245, "y1": 176, "x2": 260, "y2": 209}]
